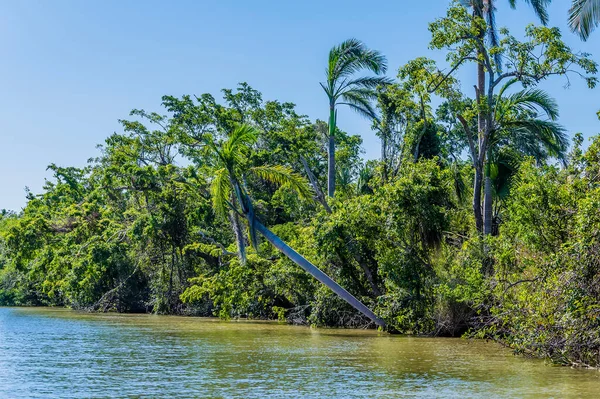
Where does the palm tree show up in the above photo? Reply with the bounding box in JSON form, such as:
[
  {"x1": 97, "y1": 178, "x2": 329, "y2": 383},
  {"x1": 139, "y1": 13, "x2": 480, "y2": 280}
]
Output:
[
  {"x1": 459, "y1": 0, "x2": 551, "y2": 234},
  {"x1": 569, "y1": 0, "x2": 600, "y2": 40},
  {"x1": 321, "y1": 38, "x2": 391, "y2": 198},
  {"x1": 483, "y1": 83, "x2": 568, "y2": 235},
  {"x1": 207, "y1": 124, "x2": 386, "y2": 328}
]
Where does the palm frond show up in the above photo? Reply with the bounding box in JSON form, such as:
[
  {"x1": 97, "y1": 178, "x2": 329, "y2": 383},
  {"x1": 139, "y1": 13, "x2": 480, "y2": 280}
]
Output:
[
  {"x1": 327, "y1": 38, "x2": 388, "y2": 80},
  {"x1": 335, "y1": 76, "x2": 392, "y2": 98},
  {"x1": 502, "y1": 120, "x2": 568, "y2": 161},
  {"x1": 522, "y1": 0, "x2": 551, "y2": 25},
  {"x1": 499, "y1": 89, "x2": 560, "y2": 121},
  {"x1": 496, "y1": 78, "x2": 519, "y2": 100},
  {"x1": 569, "y1": 0, "x2": 600, "y2": 41},
  {"x1": 337, "y1": 165, "x2": 353, "y2": 190},
  {"x1": 320, "y1": 81, "x2": 333, "y2": 98},
  {"x1": 211, "y1": 168, "x2": 232, "y2": 216},
  {"x1": 223, "y1": 124, "x2": 258, "y2": 156},
  {"x1": 357, "y1": 47, "x2": 388, "y2": 75},
  {"x1": 485, "y1": 2, "x2": 503, "y2": 69},
  {"x1": 328, "y1": 38, "x2": 365, "y2": 80},
  {"x1": 450, "y1": 162, "x2": 467, "y2": 203},
  {"x1": 250, "y1": 165, "x2": 312, "y2": 200},
  {"x1": 491, "y1": 156, "x2": 518, "y2": 201},
  {"x1": 221, "y1": 124, "x2": 258, "y2": 171},
  {"x1": 339, "y1": 89, "x2": 378, "y2": 120},
  {"x1": 356, "y1": 164, "x2": 375, "y2": 195}
]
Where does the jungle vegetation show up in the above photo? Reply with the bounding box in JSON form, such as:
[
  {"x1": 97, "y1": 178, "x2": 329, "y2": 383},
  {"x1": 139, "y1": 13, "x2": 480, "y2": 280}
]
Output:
[{"x1": 2, "y1": 1, "x2": 600, "y2": 367}]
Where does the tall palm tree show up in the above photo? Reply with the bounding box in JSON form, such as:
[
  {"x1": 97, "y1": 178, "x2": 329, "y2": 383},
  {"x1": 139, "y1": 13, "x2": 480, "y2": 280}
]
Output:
[
  {"x1": 208, "y1": 124, "x2": 386, "y2": 328},
  {"x1": 460, "y1": 0, "x2": 551, "y2": 234},
  {"x1": 569, "y1": 0, "x2": 600, "y2": 40},
  {"x1": 321, "y1": 38, "x2": 391, "y2": 198}
]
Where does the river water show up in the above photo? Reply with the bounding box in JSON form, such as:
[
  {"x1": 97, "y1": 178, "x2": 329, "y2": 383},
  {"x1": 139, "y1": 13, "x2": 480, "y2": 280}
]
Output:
[{"x1": 0, "y1": 307, "x2": 598, "y2": 398}]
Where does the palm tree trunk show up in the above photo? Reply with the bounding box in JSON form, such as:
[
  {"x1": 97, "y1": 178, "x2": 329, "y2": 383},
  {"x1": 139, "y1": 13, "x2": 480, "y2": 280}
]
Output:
[
  {"x1": 254, "y1": 220, "x2": 386, "y2": 328},
  {"x1": 300, "y1": 155, "x2": 331, "y2": 214},
  {"x1": 413, "y1": 97, "x2": 428, "y2": 162},
  {"x1": 381, "y1": 131, "x2": 388, "y2": 183},
  {"x1": 229, "y1": 210, "x2": 246, "y2": 262},
  {"x1": 483, "y1": 172, "x2": 493, "y2": 235},
  {"x1": 472, "y1": 0, "x2": 486, "y2": 234},
  {"x1": 476, "y1": 62, "x2": 487, "y2": 235},
  {"x1": 327, "y1": 106, "x2": 336, "y2": 198},
  {"x1": 473, "y1": 164, "x2": 484, "y2": 232}
]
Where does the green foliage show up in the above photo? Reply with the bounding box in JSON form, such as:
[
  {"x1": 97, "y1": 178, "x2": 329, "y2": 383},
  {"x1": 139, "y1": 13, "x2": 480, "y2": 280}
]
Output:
[
  {"x1": 2, "y1": 4, "x2": 600, "y2": 369},
  {"x1": 299, "y1": 160, "x2": 455, "y2": 332},
  {"x1": 452, "y1": 139, "x2": 600, "y2": 366},
  {"x1": 429, "y1": 2, "x2": 598, "y2": 88},
  {"x1": 322, "y1": 38, "x2": 391, "y2": 118},
  {"x1": 181, "y1": 255, "x2": 277, "y2": 319}
]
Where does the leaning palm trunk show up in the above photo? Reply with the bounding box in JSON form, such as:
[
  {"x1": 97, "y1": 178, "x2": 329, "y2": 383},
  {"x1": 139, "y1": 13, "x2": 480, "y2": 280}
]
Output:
[
  {"x1": 214, "y1": 124, "x2": 385, "y2": 328},
  {"x1": 254, "y1": 220, "x2": 386, "y2": 328}
]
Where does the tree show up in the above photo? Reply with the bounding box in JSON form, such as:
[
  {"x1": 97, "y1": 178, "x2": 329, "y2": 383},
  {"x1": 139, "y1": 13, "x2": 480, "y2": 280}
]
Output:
[
  {"x1": 484, "y1": 84, "x2": 569, "y2": 234},
  {"x1": 397, "y1": 58, "x2": 460, "y2": 162},
  {"x1": 430, "y1": 4, "x2": 597, "y2": 234},
  {"x1": 492, "y1": 83, "x2": 568, "y2": 165},
  {"x1": 321, "y1": 38, "x2": 391, "y2": 198},
  {"x1": 372, "y1": 87, "x2": 407, "y2": 182},
  {"x1": 569, "y1": 0, "x2": 600, "y2": 40},
  {"x1": 456, "y1": 0, "x2": 551, "y2": 232},
  {"x1": 468, "y1": 0, "x2": 551, "y2": 65},
  {"x1": 204, "y1": 124, "x2": 386, "y2": 327}
]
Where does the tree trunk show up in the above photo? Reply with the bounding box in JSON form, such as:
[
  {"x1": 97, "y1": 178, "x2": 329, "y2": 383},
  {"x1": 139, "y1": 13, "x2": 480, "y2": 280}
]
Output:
[
  {"x1": 413, "y1": 97, "x2": 428, "y2": 162},
  {"x1": 381, "y1": 131, "x2": 388, "y2": 183},
  {"x1": 483, "y1": 172, "x2": 493, "y2": 235},
  {"x1": 355, "y1": 254, "x2": 382, "y2": 297},
  {"x1": 473, "y1": 164, "x2": 484, "y2": 232},
  {"x1": 254, "y1": 220, "x2": 386, "y2": 328},
  {"x1": 327, "y1": 106, "x2": 336, "y2": 198},
  {"x1": 413, "y1": 130, "x2": 423, "y2": 162},
  {"x1": 229, "y1": 210, "x2": 246, "y2": 262},
  {"x1": 473, "y1": 1, "x2": 486, "y2": 234},
  {"x1": 300, "y1": 155, "x2": 331, "y2": 214},
  {"x1": 476, "y1": 59, "x2": 486, "y2": 234}
]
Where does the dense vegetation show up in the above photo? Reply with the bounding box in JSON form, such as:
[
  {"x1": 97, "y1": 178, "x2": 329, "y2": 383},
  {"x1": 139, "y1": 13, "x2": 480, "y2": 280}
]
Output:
[{"x1": 2, "y1": 1, "x2": 600, "y2": 367}]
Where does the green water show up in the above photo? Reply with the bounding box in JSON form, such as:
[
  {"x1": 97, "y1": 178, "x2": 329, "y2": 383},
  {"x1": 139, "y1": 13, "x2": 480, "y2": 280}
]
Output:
[{"x1": 0, "y1": 308, "x2": 598, "y2": 398}]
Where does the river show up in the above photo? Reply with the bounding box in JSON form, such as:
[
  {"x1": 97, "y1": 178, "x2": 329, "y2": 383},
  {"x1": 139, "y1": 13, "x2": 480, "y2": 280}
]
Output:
[{"x1": 0, "y1": 307, "x2": 598, "y2": 398}]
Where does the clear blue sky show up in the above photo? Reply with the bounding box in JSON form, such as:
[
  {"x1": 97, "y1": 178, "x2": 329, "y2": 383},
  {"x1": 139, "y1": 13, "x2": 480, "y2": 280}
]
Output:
[{"x1": 1, "y1": 1, "x2": 598, "y2": 211}]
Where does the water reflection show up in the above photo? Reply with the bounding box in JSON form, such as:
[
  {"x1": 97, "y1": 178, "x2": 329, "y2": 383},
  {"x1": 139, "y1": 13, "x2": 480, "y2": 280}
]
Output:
[{"x1": 0, "y1": 308, "x2": 598, "y2": 398}]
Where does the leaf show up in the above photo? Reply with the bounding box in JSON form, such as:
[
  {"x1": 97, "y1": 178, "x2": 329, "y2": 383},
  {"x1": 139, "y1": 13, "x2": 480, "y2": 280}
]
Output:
[{"x1": 250, "y1": 165, "x2": 313, "y2": 200}]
